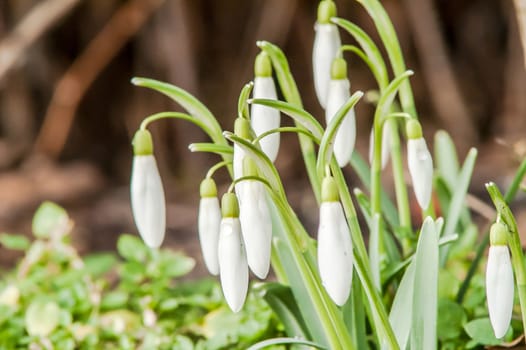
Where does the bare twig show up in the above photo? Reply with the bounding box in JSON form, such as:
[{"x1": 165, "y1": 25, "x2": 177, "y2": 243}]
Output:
[
  {"x1": 0, "y1": 0, "x2": 82, "y2": 82},
  {"x1": 403, "y1": 0, "x2": 476, "y2": 151},
  {"x1": 34, "y1": 0, "x2": 165, "y2": 158},
  {"x1": 514, "y1": 0, "x2": 526, "y2": 70}
]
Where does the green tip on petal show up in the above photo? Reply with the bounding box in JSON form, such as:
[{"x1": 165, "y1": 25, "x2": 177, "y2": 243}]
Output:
[
  {"x1": 331, "y1": 57, "x2": 347, "y2": 80},
  {"x1": 406, "y1": 119, "x2": 423, "y2": 140},
  {"x1": 490, "y1": 221, "x2": 509, "y2": 246},
  {"x1": 234, "y1": 117, "x2": 251, "y2": 139},
  {"x1": 221, "y1": 193, "x2": 240, "y2": 218},
  {"x1": 255, "y1": 51, "x2": 272, "y2": 77},
  {"x1": 243, "y1": 157, "x2": 258, "y2": 177},
  {"x1": 321, "y1": 176, "x2": 339, "y2": 202},
  {"x1": 317, "y1": 0, "x2": 337, "y2": 24},
  {"x1": 132, "y1": 129, "x2": 153, "y2": 155},
  {"x1": 200, "y1": 178, "x2": 217, "y2": 198}
]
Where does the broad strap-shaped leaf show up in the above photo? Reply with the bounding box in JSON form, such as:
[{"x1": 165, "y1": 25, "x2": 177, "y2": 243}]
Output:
[
  {"x1": 316, "y1": 91, "x2": 363, "y2": 178},
  {"x1": 249, "y1": 99, "x2": 323, "y2": 141},
  {"x1": 332, "y1": 18, "x2": 388, "y2": 89}
]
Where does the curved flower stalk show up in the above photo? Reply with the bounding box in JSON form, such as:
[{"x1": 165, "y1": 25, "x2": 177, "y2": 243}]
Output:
[
  {"x1": 406, "y1": 120, "x2": 433, "y2": 210},
  {"x1": 251, "y1": 52, "x2": 280, "y2": 162},
  {"x1": 313, "y1": 0, "x2": 341, "y2": 109},
  {"x1": 486, "y1": 221, "x2": 514, "y2": 339},
  {"x1": 130, "y1": 129, "x2": 166, "y2": 248},
  {"x1": 368, "y1": 121, "x2": 392, "y2": 170},
  {"x1": 239, "y1": 158, "x2": 272, "y2": 279},
  {"x1": 198, "y1": 178, "x2": 222, "y2": 275},
  {"x1": 317, "y1": 176, "x2": 353, "y2": 306},
  {"x1": 325, "y1": 57, "x2": 356, "y2": 167},
  {"x1": 218, "y1": 193, "x2": 249, "y2": 312}
]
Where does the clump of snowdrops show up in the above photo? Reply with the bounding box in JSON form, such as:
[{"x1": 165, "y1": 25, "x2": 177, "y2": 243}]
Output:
[{"x1": 129, "y1": 0, "x2": 526, "y2": 349}]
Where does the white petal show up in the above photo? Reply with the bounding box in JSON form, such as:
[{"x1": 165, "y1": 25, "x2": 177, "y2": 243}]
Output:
[
  {"x1": 218, "y1": 218, "x2": 249, "y2": 312},
  {"x1": 368, "y1": 122, "x2": 392, "y2": 169},
  {"x1": 251, "y1": 77, "x2": 280, "y2": 162},
  {"x1": 486, "y1": 245, "x2": 514, "y2": 338},
  {"x1": 407, "y1": 138, "x2": 433, "y2": 210},
  {"x1": 233, "y1": 145, "x2": 245, "y2": 198},
  {"x1": 198, "y1": 197, "x2": 221, "y2": 275},
  {"x1": 239, "y1": 181, "x2": 272, "y2": 279},
  {"x1": 325, "y1": 79, "x2": 356, "y2": 167},
  {"x1": 317, "y1": 201, "x2": 353, "y2": 305},
  {"x1": 130, "y1": 155, "x2": 166, "y2": 248},
  {"x1": 313, "y1": 23, "x2": 341, "y2": 109}
]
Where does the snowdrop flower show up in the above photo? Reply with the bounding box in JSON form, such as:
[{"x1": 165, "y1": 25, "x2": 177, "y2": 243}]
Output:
[
  {"x1": 218, "y1": 193, "x2": 249, "y2": 312},
  {"x1": 406, "y1": 120, "x2": 433, "y2": 210},
  {"x1": 313, "y1": 0, "x2": 341, "y2": 109},
  {"x1": 130, "y1": 129, "x2": 166, "y2": 248},
  {"x1": 369, "y1": 120, "x2": 392, "y2": 169},
  {"x1": 486, "y1": 221, "x2": 514, "y2": 339},
  {"x1": 198, "y1": 178, "x2": 221, "y2": 275},
  {"x1": 317, "y1": 176, "x2": 353, "y2": 305},
  {"x1": 251, "y1": 52, "x2": 280, "y2": 162},
  {"x1": 325, "y1": 57, "x2": 356, "y2": 167},
  {"x1": 239, "y1": 158, "x2": 272, "y2": 279},
  {"x1": 233, "y1": 117, "x2": 251, "y2": 198}
]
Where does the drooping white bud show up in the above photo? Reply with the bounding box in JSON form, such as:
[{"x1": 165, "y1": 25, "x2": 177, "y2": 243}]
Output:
[
  {"x1": 317, "y1": 177, "x2": 353, "y2": 306},
  {"x1": 218, "y1": 217, "x2": 248, "y2": 313},
  {"x1": 407, "y1": 137, "x2": 433, "y2": 210},
  {"x1": 198, "y1": 178, "x2": 221, "y2": 275},
  {"x1": 486, "y1": 222, "x2": 514, "y2": 339},
  {"x1": 218, "y1": 193, "x2": 249, "y2": 312},
  {"x1": 313, "y1": 23, "x2": 341, "y2": 108},
  {"x1": 325, "y1": 78, "x2": 356, "y2": 167},
  {"x1": 239, "y1": 180, "x2": 272, "y2": 279},
  {"x1": 251, "y1": 77, "x2": 280, "y2": 162},
  {"x1": 130, "y1": 155, "x2": 166, "y2": 248}
]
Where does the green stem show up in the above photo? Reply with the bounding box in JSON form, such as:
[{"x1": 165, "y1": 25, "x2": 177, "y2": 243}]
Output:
[
  {"x1": 253, "y1": 127, "x2": 320, "y2": 146},
  {"x1": 206, "y1": 160, "x2": 232, "y2": 179},
  {"x1": 331, "y1": 161, "x2": 400, "y2": 349},
  {"x1": 370, "y1": 121, "x2": 383, "y2": 289}
]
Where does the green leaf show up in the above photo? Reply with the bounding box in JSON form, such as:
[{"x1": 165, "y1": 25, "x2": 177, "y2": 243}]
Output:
[
  {"x1": 25, "y1": 300, "x2": 60, "y2": 337},
  {"x1": 249, "y1": 99, "x2": 323, "y2": 140},
  {"x1": 388, "y1": 258, "x2": 415, "y2": 350},
  {"x1": 464, "y1": 318, "x2": 504, "y2": 346},
  {"x1": 440, "y1": 148, "x2": 477, "y2": 263},
  {"x1": 157, "y1": 250, "x2": 195, "y2": 278},
  {"x1": 32, "y1": 201, "x2": 68, "y2": 239},
  {"x1": 437, "y1": 299, "x2": 466, "y2": 341},
  {"x1": 247, "y1": 337, "x2": 327, "y2": 350},
  {"x1": 83, "y1": 253, "x2": 117, "y2": 277},
  {"x1": 332, "y1": 18, "x2": 388, "y2": 89},
  {"x1": 101, "y1": 291, "x2": 129, "y2": 310},
  {"x1": 0, "y1": 233, "x2": 30, "y2": 251},
  {"x1": 434, "y1": 130, "x2": 460, "y2": 190},
  {"x1": 117, "y1": 234, "x2": 148, "y2": 262},
  {"x1": 316, "y1": 91, "x2": 364, "y2": 178},
  {"x1": 256, "y1": 282, "x2": 310, "y2": 341},
  {"x1": 257, "y1": 41, "x2": 302, "y2": 107},
  {"x1": 411, "y1": 217, "x2": 439, "y2": 350},
  {"x1": 238, "y1": 82, "x2": 254, "y2": 119},
  {"x1": 374, "y1": 70, "x2": 414, "y2": 124}
]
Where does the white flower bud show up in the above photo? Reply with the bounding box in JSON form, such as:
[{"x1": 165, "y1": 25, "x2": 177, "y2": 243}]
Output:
[
  {"x1": 486, "y1": 245, "x2": 514, "y2": 339},
  {"x1": 130, "y1": 155, "x2": 166, "y2": 248},
  {"x1": 239, "y1": 180, "x2": 272, "y2": 279},
  {"x1": 313, "y1": 23, "x2": 341, "y2": 109},
  {"x1": 326, "y1": 79, "x2": 356, "y2": 167},
  {"x1": 218, "y1": 217, "x2": 249, "y2": 312},
  {"x1": 407, "y1": 137, "x2": 433, "y2": 210},
  {"x1": 198, "y1": 197, "x2": 221, "y2": 275},
  {"x1": 317, "y1": 201, "x2": 353, "y2": 306},
  {"x1": 251, "y1": 77, "x2": 280, "y2": 162}
]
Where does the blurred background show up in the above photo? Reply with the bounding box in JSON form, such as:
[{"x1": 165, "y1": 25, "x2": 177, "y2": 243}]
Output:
[{"x1": 0, "y1": 0, "x2": 524, "y2": 274}]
